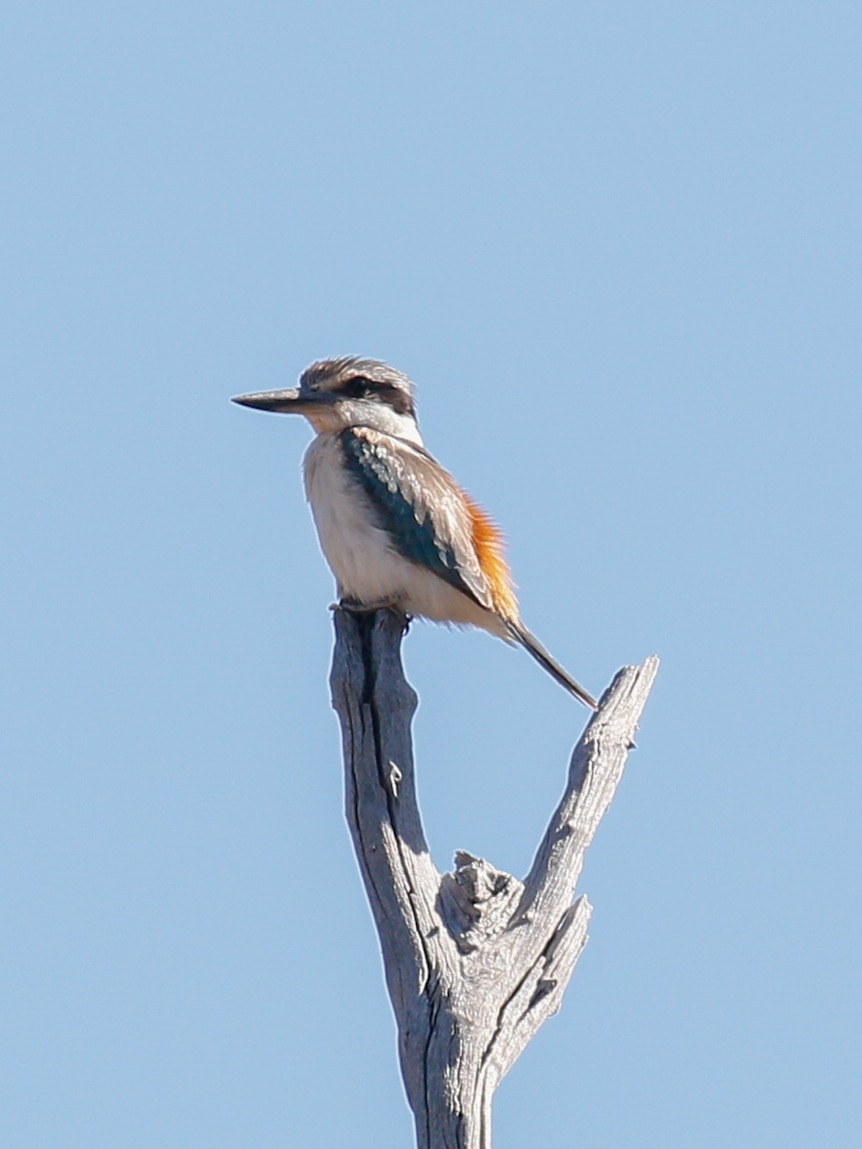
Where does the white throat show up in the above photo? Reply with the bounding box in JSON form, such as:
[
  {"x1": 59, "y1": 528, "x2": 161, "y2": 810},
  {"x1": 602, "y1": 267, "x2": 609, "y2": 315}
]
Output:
[{"x1": 304, "y1": 398, "x2": 424, "y2": 446}]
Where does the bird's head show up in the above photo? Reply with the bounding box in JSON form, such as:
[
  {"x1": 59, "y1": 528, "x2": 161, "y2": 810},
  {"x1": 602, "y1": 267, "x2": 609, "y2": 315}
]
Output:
[{"x1": 232, "y1": 357, "x2": 422, "y2": 443}]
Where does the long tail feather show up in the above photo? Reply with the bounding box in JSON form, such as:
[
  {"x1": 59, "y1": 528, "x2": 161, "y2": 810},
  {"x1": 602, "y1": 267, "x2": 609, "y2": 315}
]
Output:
[{"x1": 507, "y1": 621, "x2": 598, "y2": 710}]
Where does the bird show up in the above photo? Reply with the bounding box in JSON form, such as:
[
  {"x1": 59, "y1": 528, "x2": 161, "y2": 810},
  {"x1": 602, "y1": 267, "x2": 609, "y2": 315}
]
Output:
[{"x1": 232, "y1": 357, "x2": 598, "y2": 710}]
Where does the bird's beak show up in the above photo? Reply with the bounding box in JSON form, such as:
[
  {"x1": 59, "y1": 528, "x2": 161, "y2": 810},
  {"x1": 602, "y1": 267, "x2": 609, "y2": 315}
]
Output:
[{"x1": 231, "y1": 387, "x2": 326, "y2": 414}]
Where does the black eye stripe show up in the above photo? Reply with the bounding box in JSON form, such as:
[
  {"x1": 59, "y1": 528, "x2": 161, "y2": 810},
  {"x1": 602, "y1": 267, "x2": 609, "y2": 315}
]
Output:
[
  {"x1": 338, "y1": 375, "x2": 415, "y2": 417},
  {"x1": 343, "y1": 376, "x2": 374, "y2": 399}
]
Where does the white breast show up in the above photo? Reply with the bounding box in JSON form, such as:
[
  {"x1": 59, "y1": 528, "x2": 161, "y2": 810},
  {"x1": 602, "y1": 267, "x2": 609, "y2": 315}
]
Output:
[
  {"x1": 303, "y1": 434, "x2": 407, "y2": 605},
  {"x1": 302, "y1": 433, "x2": 507, "y2": 635}
]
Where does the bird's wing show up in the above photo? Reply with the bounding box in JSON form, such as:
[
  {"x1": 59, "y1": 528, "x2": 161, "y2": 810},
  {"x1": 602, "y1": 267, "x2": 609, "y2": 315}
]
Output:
[{"x1": 339, "y1": 425, "x2": 500, "y2": 611}]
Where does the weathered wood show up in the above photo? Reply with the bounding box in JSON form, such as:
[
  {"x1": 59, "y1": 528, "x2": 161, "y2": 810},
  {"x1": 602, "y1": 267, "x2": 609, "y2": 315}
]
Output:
[{"x1": 330, "y1": 608, "x2": 659, "y2": 1149}]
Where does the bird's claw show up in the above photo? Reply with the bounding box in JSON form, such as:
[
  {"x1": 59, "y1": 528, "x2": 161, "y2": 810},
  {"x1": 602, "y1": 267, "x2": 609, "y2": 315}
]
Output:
[{"x1": 333, "y1": 598, "x2": 411, "y2": 635}]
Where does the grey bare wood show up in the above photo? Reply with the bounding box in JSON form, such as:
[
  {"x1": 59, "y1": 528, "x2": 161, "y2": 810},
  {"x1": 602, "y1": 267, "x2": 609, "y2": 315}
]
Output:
[{"x1": 330, "y1": 608, "x2": 659, "y2": 1149}]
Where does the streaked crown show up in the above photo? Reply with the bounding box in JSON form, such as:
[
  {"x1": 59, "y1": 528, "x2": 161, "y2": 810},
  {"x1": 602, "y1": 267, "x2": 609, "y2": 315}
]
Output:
[{"x1": 299, "y1": 357, "x2": 416, "y2": 418}]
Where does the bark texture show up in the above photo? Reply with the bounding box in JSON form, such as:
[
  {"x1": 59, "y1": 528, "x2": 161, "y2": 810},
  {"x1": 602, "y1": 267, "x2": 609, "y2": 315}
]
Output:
[{"x1": 330, "y1": 608, "x2": 658, "y2": 1149}]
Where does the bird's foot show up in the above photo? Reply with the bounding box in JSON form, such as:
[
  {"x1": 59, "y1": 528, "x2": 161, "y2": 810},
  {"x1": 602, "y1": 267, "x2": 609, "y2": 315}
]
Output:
[
  {"x1": 332, "y1": 595, "x2": 406, "y2": 617},
  {"x1": 331, "y1": 598, "x2": 411, "y2": 635}
]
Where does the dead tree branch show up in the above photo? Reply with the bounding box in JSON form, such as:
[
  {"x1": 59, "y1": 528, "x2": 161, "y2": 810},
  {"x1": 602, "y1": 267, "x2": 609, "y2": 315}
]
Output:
[{"x1": 330, "y1": 608, "x2": 659, "y2": 1149}]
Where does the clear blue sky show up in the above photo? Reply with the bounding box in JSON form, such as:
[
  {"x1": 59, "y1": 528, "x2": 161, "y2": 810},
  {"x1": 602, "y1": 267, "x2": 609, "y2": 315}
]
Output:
[{"x1": 2, "y1": 3, "x2": 859, "y2": 1146}]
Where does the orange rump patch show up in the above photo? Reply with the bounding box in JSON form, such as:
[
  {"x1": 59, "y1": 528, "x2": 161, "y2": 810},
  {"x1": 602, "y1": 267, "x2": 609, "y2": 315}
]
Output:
[{"x1": 463, "y1": 492, "x2": 519, "y2": 620}]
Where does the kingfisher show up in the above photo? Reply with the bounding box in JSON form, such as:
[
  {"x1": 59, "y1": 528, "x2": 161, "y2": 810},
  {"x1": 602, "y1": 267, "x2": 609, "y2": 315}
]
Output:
[{"x1": 232, "y1": 357, "x2": 597, "y2": 709}]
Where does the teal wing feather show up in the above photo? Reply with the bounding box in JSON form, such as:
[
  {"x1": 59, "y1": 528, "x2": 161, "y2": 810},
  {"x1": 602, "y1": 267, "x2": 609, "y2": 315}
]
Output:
[{"x1": 339, "y1": 426, "x2": 492, "y2": 610}]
